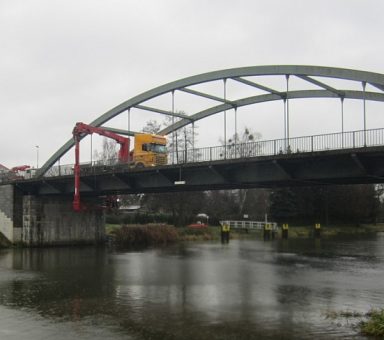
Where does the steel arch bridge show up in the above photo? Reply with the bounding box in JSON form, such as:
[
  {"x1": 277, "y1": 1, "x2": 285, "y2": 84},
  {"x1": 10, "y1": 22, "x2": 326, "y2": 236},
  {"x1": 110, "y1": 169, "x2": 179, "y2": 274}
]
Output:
[{"x1": 38, "y1": 65, "x2": 384, "y2": 177}]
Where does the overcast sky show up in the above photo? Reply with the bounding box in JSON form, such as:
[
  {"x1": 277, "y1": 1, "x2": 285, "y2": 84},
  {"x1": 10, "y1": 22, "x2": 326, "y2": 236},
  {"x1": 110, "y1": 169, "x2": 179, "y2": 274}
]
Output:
[{"x1": 1, "y1": 0, "x2": 384, "y2": 168}]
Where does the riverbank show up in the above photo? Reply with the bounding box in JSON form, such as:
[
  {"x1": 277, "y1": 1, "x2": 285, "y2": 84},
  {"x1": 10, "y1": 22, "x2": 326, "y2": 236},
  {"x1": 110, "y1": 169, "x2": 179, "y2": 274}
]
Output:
[
  {"x1": 360, "y1": 309, "x2": 384, "y2": 337},
  {"x1": 280, "y1": 224, "x2": 384, "y2": 238},
  {"x1": 107, "y1": 223, "x2": 384, "y2": 248},
  {"x1": 108, "y1": 224, "x2": 220, "y2": 248},
  {"x1": 326, "y1": 309, "x2": 384, "y2": 337},
  {"x1": 209, "y1": 224, "x2": 384, "y2": 240},
  {"x1": 1, "y1": 223, "x2": 383, "y2": 249}
]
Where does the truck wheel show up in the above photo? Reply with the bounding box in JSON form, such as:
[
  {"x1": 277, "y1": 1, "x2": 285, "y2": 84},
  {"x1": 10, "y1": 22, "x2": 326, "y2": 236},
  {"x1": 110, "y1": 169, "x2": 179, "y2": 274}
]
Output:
[{"x1": 135, "y1": 162, "x2": 144, "y2": 168}]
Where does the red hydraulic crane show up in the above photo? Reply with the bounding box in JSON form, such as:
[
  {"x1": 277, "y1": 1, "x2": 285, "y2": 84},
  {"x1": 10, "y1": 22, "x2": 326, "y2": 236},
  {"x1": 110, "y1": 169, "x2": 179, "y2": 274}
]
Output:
[
  {"x1": 11, "y1": 165, "x2": 31, "y2": 172},
  {"x1": 72, "y1": 122, "x2": 131, "y2": 211}
]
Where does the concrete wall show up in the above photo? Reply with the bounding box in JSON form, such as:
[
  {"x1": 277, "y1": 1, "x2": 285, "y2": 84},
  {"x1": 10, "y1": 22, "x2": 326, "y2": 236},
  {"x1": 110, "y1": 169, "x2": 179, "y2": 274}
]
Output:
[
  {"x1": 0, "y1": 185, "x2": 22, "y2": 243},
  {"x1": 0, "y1": 184, "x2": 105, "y2": 246},
  {"x1": 22, "y1": 195, "x2": 105, "y2": 246}
]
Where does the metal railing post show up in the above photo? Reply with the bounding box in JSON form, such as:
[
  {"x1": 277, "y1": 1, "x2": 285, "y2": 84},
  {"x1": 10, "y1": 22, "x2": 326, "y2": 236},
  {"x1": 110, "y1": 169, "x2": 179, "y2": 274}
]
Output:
[
  {"x1": 363, "y1": 81, "x2": 367, "y2": 147},
  {"x1": 353, "y1": 131, "x2": 356, "y2": 148}
]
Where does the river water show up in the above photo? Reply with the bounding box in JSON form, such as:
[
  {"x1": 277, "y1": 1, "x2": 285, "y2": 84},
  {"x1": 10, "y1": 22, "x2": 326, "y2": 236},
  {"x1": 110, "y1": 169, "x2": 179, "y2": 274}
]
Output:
[{"x1": 0, "y1": 233, "x2": 383, "y2": 339}]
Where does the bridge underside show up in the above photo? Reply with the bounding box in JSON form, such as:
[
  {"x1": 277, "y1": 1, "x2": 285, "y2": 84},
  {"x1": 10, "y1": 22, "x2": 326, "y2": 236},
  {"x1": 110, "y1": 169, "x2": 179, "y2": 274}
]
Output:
[{"x1": 14, "y1": 147, "x2": 384, "y2": 197}]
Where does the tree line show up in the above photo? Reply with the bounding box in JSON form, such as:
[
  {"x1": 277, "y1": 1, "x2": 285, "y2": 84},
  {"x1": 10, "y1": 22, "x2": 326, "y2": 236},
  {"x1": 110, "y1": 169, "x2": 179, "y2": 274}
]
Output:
[
  {"x1": 115, "y1": 184, "x2": 383, "y2": 227},
  {"x1": 98, "y1": 119, "x2": 384, "y2": 227}
]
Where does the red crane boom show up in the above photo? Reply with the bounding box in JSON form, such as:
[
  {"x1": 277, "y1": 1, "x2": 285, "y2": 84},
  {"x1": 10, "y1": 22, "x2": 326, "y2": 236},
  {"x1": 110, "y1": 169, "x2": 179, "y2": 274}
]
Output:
[
  {"x1": 72, "y1": 122, "x2": 131, "y2": 211},
  {"x1": 11, "y1": 165, "x2": 31, "y2": 172}
]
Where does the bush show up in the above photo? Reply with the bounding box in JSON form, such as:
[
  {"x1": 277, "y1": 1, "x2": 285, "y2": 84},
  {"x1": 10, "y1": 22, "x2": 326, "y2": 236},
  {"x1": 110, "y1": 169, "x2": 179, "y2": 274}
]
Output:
[
  {"x1": 112, "y1": 224, "x2": 179, "y2": 248},
  {"x1": 105, "y1": 212, "x2": 173, "y2": 225}
]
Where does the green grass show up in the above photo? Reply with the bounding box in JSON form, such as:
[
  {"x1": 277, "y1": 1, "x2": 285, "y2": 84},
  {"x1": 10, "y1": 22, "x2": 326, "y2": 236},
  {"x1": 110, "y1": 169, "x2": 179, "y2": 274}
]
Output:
[
  {"x1": 360, "y1": 309, "x2": 384, "y2": 337},
  {"x1": 106, "y1": 223, "x2": 123, "y2": 235},
  {"x1": 325, "y1": 308, "x2": 384, "y2": 337},
  {"x1": 178, "y1": 226, "x2": 220, "y2": 241}
]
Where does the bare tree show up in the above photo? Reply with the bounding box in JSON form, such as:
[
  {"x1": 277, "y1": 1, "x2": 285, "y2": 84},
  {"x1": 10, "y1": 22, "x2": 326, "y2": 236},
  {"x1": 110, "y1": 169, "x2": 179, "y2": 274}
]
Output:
[
  {"x1": 142, "y1": 115, "x2": 199, "y2": 164},
  {"x1": 220, "y1": 127, "x2": 262, "y2": 159},
  {"x1": 218, "y1": 127, "x2": 264, "y2": 217},
  {"x1": 163, "y1": 113, "x2": 198, "y2": 164},
  {"x1": 142, "y1": 120, "x2": 162, "y2": 134},
  {"x1": 144, "y1": 191, "x2": 206, "y2": 226},
  {"x1": 93, "y1": 137, "x2": 118, "y2": 165},
  {"x1": 139, "y1": 117, "x2": 202, "y2": 226}
]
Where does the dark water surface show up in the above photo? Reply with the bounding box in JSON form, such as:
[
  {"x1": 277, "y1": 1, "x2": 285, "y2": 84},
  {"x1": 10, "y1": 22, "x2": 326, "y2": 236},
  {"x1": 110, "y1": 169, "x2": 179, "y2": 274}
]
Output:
[{"x1": 0, "y1": 234, "x2": 384, "y2": 339}]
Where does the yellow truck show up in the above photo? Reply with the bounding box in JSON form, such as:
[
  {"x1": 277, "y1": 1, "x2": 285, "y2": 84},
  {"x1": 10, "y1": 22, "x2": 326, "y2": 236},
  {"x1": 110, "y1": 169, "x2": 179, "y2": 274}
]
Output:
[
  {"x1": 133, "y1": 133, "x2": 167, "y2": 167},
  {"x1": 72, "y1": 122, "x2": 168, "y2": 211}
]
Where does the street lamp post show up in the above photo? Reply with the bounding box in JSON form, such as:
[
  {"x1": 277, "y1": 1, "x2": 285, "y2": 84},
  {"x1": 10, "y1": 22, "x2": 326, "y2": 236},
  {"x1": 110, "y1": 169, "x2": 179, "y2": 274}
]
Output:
[{"x1": 35, "y1": 145, "x2": 39, "y2": 168}]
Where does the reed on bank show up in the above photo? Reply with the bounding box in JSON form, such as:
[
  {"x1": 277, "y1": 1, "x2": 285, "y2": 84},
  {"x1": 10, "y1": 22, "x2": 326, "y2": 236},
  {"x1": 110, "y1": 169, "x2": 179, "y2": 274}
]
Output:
[
  {"x1": 360, "y1": 309, "x2": 384, "y2": 337},
  {"x1": 111, "y1": 224, "x2": 179, "y2": 248},
  {"x1": 325, "y1": 308, "x2": 384, "y2": 337},
  {"x1": 109, "y1": 224, "x2": 221, "y2": 248}
]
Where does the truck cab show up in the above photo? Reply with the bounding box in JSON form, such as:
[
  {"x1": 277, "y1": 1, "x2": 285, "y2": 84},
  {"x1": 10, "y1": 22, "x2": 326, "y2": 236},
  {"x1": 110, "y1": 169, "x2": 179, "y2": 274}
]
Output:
[{"x1": 133, "y1": 133, "x2": 167, "y2": 167}]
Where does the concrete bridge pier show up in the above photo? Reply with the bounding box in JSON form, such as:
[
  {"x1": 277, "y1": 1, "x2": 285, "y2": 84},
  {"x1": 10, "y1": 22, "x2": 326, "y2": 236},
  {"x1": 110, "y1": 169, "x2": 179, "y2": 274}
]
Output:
[
  {"x1": 22, "y1": 195, "x2": 105, "y2": 246},
  {"x1": 0, "y1": 185, "x2": 23, "y2": 244},
  {"x1": 0, "y1": 185, "x2": 105, "y2": 246}
]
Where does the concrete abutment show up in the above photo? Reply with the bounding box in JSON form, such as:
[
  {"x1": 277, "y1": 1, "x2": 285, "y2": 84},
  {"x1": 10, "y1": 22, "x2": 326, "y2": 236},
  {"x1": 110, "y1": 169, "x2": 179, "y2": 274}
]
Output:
[
  {"x1": 0, "y1": 184, "x2": 105, "y2": 246},
  {"x1": 0, "y1": 185, "x2": 22, "y2": 243}
]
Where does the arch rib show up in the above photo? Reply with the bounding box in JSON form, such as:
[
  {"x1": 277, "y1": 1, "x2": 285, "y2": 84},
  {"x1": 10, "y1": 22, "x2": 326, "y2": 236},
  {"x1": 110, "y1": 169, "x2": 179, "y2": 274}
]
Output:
[
  {"x1": 38, "y1": 65, "x2": 384, "y2": 177},
  {"x1": 232, "y1": 76, "x2": 284, "y2": 97},
  {"x1": 160, "y1": 89, "x2": 384, "y2": 135},
  {"x1": 296, "y1": 75, "x2": 345, "y2": 97},
  {"x1": 134, "y1": 104, "x2": 192, "y2": 120}
]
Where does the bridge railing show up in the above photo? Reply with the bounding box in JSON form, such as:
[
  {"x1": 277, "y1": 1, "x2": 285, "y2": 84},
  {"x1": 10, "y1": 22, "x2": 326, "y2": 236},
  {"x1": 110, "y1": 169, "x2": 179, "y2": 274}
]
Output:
[
  {"x1": 220, "y1": 220, "x2": 278, "y2": 231},
  {"x1": 41, "y1": 127, "x2": 384, "y2": 178},
  {"x1": 43, "y1": 160, "x2": 122, "y2": 177},
  {"x1": 169, "y1": 127, "x2": 384, "y2": 164}
]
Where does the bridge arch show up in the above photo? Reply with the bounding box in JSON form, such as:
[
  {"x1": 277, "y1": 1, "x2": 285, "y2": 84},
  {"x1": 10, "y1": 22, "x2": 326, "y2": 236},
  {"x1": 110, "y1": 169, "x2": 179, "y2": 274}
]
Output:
[{"x1": 39, "y1": 65, "x2": 384, "y2": 176}]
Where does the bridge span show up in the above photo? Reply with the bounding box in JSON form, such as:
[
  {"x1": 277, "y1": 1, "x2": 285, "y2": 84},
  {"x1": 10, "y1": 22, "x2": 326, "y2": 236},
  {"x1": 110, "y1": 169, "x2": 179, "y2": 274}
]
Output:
[
  {"x1": 2, "y1": 127, "x2": 384, "y2": 247},
  {"x1": 2, "y1": 65, "x2": 384, "y2": 247},
  {"x1": 13, "y1": 127, "x2": 384, "y2": 196}
]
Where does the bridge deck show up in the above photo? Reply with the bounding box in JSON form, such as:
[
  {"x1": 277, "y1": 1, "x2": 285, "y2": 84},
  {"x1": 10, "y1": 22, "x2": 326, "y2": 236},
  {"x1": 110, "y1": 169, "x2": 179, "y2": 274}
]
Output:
[{"x1": 4, "y1": 128, "x2": 384, "y2": 196}]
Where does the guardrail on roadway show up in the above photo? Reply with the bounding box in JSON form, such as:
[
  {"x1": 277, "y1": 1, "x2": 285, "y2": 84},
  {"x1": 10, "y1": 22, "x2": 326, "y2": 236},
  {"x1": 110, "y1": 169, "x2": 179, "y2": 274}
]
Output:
[
  {"x1": 170, "y1": 127, "x2": 384, "y2": 164},
  {"x1": 31, "y1": 127, "x2": 384, "y2": 178}
]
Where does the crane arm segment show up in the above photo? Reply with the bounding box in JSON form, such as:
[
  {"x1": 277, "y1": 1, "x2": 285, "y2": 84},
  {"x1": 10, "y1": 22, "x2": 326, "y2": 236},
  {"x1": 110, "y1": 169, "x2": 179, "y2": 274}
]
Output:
[
  {"x1": 72, "y1": 122, "x2": 131, "y2": 211},
  {"x1": 73, "y1": 122, "x2": 128, "y2": 145}
]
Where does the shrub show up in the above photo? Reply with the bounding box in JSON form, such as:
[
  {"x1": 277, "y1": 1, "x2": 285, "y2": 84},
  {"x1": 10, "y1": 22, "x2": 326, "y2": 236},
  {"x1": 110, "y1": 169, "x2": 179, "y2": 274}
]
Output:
[
  {"x1": 112, "y1": 224, "x2": 179, "y2": 248},
  {"x1": 106, "y1": 212, "x2": 173, "y2": 225}
]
